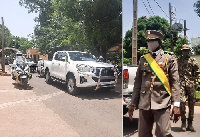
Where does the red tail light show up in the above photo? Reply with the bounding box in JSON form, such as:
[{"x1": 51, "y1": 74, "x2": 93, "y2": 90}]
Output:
[
  {"x1": 123, "y1": 69, "x2": 129, "y2": 81},
  {"x1": 123, "y1": 69, "x2": 129, "y2": 89}
]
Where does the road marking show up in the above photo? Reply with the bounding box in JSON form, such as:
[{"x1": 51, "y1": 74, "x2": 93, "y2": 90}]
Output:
[{"x1": 0, "y1": 91, "x2": 64, "y2": 109}]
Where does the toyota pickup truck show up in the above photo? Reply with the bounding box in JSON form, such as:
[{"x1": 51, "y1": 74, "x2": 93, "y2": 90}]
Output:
[
  {"x1": 43, "y1": 51, "x2": 117, "y2": 95},
  {"x1": 123, "y1": 65, "x2": 138, "y2": 115}
]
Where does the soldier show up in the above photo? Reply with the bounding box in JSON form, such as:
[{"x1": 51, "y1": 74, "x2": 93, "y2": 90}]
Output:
[
  {"x1": 178, "y1": 44, "x2": 200, "y2": 132},
  {"x1": 128, "y1": 30, "x2": 181, "y2": 137}
]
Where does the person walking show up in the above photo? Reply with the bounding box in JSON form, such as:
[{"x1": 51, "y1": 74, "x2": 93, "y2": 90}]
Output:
[
  {"x1": 178, "y1": 44, "x2": 200, "y2": 132},
  {"x1": 128, "y1": 30, "x2": 181, "y2": 137}
]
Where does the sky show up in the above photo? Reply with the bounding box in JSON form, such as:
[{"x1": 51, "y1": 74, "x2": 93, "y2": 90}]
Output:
[
  {"x1": 0, "y1": 0, "x2": 38, "y2": 39},
  {"x1": 123, "y1": 0, "x2": 200, "y2": 42}
]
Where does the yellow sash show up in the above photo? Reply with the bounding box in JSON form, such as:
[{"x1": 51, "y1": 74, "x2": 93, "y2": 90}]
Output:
[{"x1": 143, "y1": 53, "x2": 171, "y2": 96}]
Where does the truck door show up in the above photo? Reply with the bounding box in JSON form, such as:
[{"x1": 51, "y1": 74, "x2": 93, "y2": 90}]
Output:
[
  {"x1": 57, "y1": 52, "x2": 69, "y2": 80},
  {"x1": 51, "y1": 52, "x2": 60, "y2": 77}
]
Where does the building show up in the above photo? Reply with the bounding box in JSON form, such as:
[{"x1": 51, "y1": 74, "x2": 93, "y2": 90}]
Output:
[{"x1": 26, "y1": 48, "x2": 48, "y2": 62}]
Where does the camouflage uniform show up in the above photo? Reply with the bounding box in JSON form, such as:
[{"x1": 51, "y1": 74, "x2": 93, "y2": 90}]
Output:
[{"x1": 178, "y1": 51, "x2": 200, "y2": 131}]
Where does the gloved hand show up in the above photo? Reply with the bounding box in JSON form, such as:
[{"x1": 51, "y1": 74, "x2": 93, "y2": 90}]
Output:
[
  {"x1": 128, "y1": 105, "x2": 135, "y2": 121},
  {"x1": 171, "y1": 106, "x2": 181, "y2": 123}
]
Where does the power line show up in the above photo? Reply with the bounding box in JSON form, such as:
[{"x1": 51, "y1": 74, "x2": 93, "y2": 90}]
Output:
[
  {"x1": 142, "y1": 0, "x2": 152, "y2": 16},
  {"x1": 153, "y1": 0, "x2": 169, "y2": 19},
  {"x1": 146, "y1": 0, "x2": 155, "y2": 16}
]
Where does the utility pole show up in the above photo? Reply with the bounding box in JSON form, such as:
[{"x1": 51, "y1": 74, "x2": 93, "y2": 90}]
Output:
[
  {"x1": 1, "y1": 17, "x2": 5, "y2": 73},
  {"x1": 132, "y1": 0, "x2": 137, "y2": 65},
  {"x1": 183, "y1": 20, "x2": 189, "y2": 38},
  {"x1": 169, "y1": 3, "x2": 174, "y2": 52}
]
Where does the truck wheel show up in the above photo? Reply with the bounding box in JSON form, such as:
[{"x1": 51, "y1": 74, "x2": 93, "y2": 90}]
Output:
[
  {"x1": 66, "y1": 75, "x2": 80, "y2": 95},
  {"x1": 45, "y1": 71, "x2": 52, "y2": 84}
]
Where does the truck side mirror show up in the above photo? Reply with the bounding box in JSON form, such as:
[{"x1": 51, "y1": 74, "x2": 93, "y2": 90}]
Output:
[{"x1": 65, "y1": 56, "x2": 68, "y2": 62}]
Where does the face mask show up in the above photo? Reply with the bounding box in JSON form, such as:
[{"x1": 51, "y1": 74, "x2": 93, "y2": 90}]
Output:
[
  {"x1": 182, "y1": 50, "x2": 189, "y2": 57},
  {"x1": 147, "y1": 41, "x2": 159, "y2": 52}
]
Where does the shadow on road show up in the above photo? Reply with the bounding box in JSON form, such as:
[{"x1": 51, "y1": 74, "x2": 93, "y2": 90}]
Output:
[
  {"x1": 46, "y1": 80, "x2": 122, "y2": 100},
  {"x1": 171, "y1": 126, "x2": 181, "y2": 132},
  {"x1": 12, "y1": 83, "x2": 33, "y2": 90},
  {"x1": 75, "y1": 87, "x2": 122, "y2": 100},
  {"x1": 123, "y1": 116, "x2": 138, "y2": 137}
]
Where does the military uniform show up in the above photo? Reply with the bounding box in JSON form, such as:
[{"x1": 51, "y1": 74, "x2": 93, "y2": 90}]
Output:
[
  {"x1": 130, "y1": 30, "x2": 180, "y2": 137},
  {"x1": 178, "y1": 44, "x2": 200, "y2": 131}
]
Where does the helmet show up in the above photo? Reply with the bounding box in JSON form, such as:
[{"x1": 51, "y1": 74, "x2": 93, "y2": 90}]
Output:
[
  {"x1": 181, "y1": 44, "x2": 190, "y2": 50},
  {"x1": 16, "y1": 51, "x2": 23, "y2": 56}
]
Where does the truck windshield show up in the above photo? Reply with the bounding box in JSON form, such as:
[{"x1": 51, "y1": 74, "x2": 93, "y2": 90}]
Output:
[
  {"x1": 26, "y1": 58, "x2": 34, "y2": 62},
  {"x1": 68, "y1": 52, "x2": 96, "y2": 61}
]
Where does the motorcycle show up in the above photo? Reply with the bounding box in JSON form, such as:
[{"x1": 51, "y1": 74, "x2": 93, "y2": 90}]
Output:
[{"x1": 10, "y1": 62, "x2": 32, "y2": 88}]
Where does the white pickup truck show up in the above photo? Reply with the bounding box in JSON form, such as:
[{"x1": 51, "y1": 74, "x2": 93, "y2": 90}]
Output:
[
  {"x1": 123, "y1": 65, "x2": 138, "y2": 115},
  {"x1": 43, "y1": 51, "x2": 117, "y2": 95}
]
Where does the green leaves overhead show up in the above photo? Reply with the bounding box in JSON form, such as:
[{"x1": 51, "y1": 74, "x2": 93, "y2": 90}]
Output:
[
  {"x1": 123, "y1": 16, "x2": 189, "y2": 64},
  {"x1": 194, "y1": 1, "x2": 200, "y2": 17},
  {"x1": 19, "y1": 0, "x2": 122, "y2": 60}
]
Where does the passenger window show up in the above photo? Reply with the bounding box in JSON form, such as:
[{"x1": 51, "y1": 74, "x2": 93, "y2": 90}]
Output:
[{"x1": 54, "y1": 53, "x2": 59, "y2": 60}]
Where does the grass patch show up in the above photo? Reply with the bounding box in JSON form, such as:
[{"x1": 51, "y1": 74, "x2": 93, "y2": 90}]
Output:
[{"x1": 196, "y1": 91, "x2": 200, "y2": 102}]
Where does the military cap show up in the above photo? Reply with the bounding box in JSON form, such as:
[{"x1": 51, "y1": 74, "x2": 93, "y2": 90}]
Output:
[
  {"x1": 145, "y1": 30, "x2": 164, "y2": 40},
  {"x1": 181, "y1": 44, "x2": 190, "y2": 50}
]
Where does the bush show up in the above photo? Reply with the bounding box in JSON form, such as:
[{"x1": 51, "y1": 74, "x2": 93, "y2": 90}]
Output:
[
  {"x1": 196, "y1": 91, "x2": 200, "y2": 102},
  {"x1": 123, "y1": 58, "x2": 132, "y2": 65}
]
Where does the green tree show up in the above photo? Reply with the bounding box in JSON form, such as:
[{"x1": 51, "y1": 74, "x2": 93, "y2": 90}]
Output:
[
  {"x1": 194, "y1": 1, "x2": 200, "y2": 17},
  {"x1": 123, "y1": 16, "x2": 188, "y2": 64},
  {"x1": 19, "y1": 0, "x2": 122, "y2": 61},
  {"x1": 53, "y1": 0, "x2": 122, "y2": 59},
  {"x1": 18, "y1": 37, "x2": 34, "y2": 54},
  {"x1": 192, "y1": 44, "x2": 200, "y2": 55},
  {"x1": 0, "y1": 24, "x2": 13, "y2": 48}
]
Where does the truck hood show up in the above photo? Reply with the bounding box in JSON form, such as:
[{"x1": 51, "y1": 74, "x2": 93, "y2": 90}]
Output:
[{"x1": 72, "y1": 61, "x2": 114, "y2": 68}]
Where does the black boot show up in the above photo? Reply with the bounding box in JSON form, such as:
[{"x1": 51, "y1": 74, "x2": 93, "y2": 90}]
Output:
[
  {"x1": 181, "y1": 119, "x2": 186, "y2": 132},
  {"x1": 187, "y1": 120, "x2": 196, "y2": 132}
]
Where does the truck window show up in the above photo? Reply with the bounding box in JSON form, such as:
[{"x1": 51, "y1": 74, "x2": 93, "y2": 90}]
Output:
[
  {"x1": 55, "y1": 52, "x2": 68, "y2": 61},
  {"x1": 68, "y1": 52, "x2": 96, "y2": 61}
]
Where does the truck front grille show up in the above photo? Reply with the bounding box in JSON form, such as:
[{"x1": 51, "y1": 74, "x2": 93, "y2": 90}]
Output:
[{"x1": 93, "y1": 67, "x2": 115, "y2": 76}]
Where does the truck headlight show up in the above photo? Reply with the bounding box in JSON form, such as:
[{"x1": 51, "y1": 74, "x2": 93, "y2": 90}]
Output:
[{"x1": 76, "y1": 64, "x2": 93, "y2": 72}]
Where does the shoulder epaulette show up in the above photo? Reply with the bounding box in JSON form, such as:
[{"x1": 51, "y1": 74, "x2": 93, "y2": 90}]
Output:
[{"x1": 164, "y1": 51, "x2": 174, "y2": 55}]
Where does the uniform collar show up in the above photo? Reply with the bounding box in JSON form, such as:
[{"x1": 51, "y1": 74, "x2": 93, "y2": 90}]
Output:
[{"x1": 151, "y1": 48, "x2": 162, "y2": 56}]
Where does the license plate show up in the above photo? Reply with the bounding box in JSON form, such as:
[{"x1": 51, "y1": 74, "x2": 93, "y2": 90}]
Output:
[{"x1": 21, "y1": 75, "x2": 27, "y2": 78}]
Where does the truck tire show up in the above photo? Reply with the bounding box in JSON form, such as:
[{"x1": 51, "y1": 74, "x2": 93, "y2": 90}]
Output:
[
  {"x1": 45, "y1": 71, "x2": 52, "y2": 84},
  {"x1": 66, "y1": 75, "x2": 80, "y2": 95}
]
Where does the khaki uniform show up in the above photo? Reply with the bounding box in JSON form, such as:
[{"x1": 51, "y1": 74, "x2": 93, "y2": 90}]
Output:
[
  {"x1": 131, "y1": 49, "x2": 180, "y2": 137},
  {"x1": 178, "y1": 56, "x2": 200, "y2": 122}
]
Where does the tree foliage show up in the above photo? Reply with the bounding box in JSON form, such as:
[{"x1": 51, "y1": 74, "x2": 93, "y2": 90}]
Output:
[
  {"x1": 194, "y1": 1, "x2": 200, "y2": 17},
  {"x1": 192, "y1": 44, "x2": 200, "y2": 55},
  {"x1": 123, "y1": 16, "x2": 189, "y2": 64},
  {"x1": 19, "y1": 0, "x2": 122, "y2": 60},
  {"x1": 0, "y1": 24, "x2": 13, "y2": 48}
]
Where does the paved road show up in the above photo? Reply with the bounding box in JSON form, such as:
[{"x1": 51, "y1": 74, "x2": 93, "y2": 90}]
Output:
[
  {"x1": 123, "y1": 107, "x2": 200, "y2": 137},
  {"x1": 0, "y1": 66, "x2": 122, "y2": 137},
  {"x1": 30, "y1": 73, "x2": 122, "y2": 137}
]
